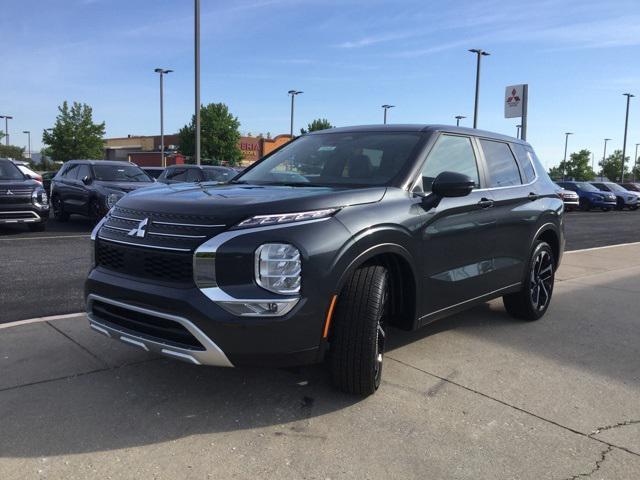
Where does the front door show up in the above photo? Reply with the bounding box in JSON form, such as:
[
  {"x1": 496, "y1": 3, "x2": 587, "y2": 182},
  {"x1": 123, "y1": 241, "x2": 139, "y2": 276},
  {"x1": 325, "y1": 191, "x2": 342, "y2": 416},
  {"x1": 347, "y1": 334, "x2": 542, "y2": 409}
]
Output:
[{"x1": 416, "y1": 133, "x2": 500, "y2": 321}]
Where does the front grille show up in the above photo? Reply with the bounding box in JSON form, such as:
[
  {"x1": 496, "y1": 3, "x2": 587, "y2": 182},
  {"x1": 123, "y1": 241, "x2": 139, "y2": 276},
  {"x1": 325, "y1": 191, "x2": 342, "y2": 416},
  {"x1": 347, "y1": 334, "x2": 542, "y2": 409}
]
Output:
[
  {"x1": 96, "y1": 240, "x2": 193, "y2": 284},
  {"x1": 0, "y1": 196, "x2": 32, "y2": 205},
  {"x1": 91, "y1": 300, "x2": 203, "y2": 350},
  {"x1": 0, "y1": 188, "x2": 32, "y2": 196}
]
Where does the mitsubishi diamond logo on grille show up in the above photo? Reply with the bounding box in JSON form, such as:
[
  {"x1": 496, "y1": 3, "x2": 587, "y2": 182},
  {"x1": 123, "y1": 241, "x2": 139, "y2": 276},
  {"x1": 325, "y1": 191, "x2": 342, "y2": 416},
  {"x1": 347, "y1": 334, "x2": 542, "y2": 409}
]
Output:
[
  {"x1": 6, "y1": 189, "x2": 14, "y2": 196},
  {"x1": 128, "y1": 218, "x2": 149, "y2": 238}
]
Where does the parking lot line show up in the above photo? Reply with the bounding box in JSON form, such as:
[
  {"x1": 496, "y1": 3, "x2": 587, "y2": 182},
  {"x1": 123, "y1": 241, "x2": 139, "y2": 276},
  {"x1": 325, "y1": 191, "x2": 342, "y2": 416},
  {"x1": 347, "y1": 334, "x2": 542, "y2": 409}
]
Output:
[
  {"x1": 565, "y1": 240, "x2": 640, "y2": 253},
  {"x1": 0, "y1": 234, "x2": 90, "y2": 241},
  {"x1": 0, "y1": 312, "x2": 85, "y2": 330}
]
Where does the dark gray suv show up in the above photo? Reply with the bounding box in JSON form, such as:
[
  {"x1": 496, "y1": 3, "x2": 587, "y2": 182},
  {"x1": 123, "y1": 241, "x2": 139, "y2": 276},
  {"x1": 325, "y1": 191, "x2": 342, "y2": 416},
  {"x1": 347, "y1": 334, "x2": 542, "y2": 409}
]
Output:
[{"x1": 86, "y1": 125, "x2": 564, "y2": 395}]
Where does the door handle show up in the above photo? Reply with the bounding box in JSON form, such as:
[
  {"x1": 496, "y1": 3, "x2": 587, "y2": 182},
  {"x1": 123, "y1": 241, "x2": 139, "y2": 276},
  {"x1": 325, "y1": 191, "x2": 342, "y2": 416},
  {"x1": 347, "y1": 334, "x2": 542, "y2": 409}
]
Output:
[
  {"x1": 528, "y1": 192, "x2": 539, "y2": 201},
  {"x1": 477, "y1": 198, "x2": 494, "y2": 208}
]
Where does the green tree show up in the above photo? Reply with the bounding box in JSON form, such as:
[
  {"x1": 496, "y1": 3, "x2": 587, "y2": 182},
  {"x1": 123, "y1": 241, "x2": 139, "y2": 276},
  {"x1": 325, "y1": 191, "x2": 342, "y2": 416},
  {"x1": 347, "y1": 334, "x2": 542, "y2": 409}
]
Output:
[
  {"x1": 599, "y1": 150, "x2": 628, "y2": 181},
  {"x1": 42, "y1": 101, "x2": 106, "y2": 161},
  {"x1": 0, "y1": 131, "x2": 5, "y2": 143},
  {"x1": 549, "y1": 149, "x2": 596, "y2": 181},
  {"x1": 178, "y1": 103, "x2": 243, "y2": 166},
  {"x1": 300, "y1": 118, "x2": 334, "y2": 135},
  {"x1": 548, "y1": 165, "x2": 563, "y2": 180},
  {"x1": 0, "y1": 144, "x2": 26, "y2": 160}
]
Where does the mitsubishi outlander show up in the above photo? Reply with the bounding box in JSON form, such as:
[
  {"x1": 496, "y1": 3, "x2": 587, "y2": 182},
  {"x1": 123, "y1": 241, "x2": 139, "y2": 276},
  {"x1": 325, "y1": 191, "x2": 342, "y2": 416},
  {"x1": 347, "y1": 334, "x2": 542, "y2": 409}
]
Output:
[{"x1": 85, "y1": 125, "x2": 564, "y2": 395}]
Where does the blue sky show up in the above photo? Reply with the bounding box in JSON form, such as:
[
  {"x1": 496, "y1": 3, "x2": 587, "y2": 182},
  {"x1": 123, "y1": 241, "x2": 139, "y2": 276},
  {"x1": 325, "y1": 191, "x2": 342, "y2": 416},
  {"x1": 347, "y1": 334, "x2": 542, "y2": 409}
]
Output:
[{"x1": 1, "y1": 0, "x2": 640, "y2": 168}]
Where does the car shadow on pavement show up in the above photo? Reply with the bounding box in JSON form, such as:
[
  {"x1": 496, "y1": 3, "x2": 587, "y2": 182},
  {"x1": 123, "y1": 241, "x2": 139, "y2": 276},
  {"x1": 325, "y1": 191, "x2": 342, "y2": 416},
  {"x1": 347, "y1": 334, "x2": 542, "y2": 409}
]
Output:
[{"x1": 0, "y1": 356, "x2": 360, "y2": 458}]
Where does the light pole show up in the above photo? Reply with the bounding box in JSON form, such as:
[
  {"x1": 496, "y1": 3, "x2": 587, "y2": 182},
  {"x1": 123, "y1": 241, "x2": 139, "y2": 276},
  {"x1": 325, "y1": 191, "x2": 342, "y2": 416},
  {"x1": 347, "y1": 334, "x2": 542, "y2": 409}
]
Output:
[
  {"x1": 0, "y1": 115, "x2": 12, "y2": 145},
  {"x1": 516, "y1": 124, "x2": 522, "y2": 139},
  {"x1": 562, "y1": 132, "x2": 573, "y2": 181},
  {"x1": 194, "y1": 0, "x2": 201, "y2": 165},
  {"x1": 382, "y1": 105, "x2": 395, "y2": 124},
  {"x1": 468, "y1": 48, "x2": 490, "y2": 129},
  {"x1": 621, "y1": 93, "x2": 634, "y2": 182},
  {"x1": 288, "y1": 90, "x2": 303, "y2": 137},
  {"x1": 455, "y1": 115, "x2": 466, "y2": 126},
  {"x1": 634, "y1": 143, "x2": 639, "y2": 182},
  {"x1": 154, "y1": 68, "x2": 173, "y2": 167},
  {"x1": 22, "y1": 131, "x2": 31, "y2": 159},
  {"x1": 600, "y1": 138, "x2": 611, "y2": 177}
]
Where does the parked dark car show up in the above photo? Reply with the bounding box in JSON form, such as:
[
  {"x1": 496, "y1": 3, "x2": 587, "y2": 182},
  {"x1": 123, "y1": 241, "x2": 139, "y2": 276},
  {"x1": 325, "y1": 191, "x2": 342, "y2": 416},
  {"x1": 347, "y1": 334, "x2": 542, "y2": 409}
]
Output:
[
  {"x1": 141, "y1": 166, "x2": 165, "y2": 179},
  {"x1": 591, "y1": 182, "x2": 638, "y2": 210},
  {"x1": 0, "y1": 158, "x2": 49, "y2": 231},
  {"x1": 86, "y1": 125, "x2": 564, "y2": 395},
  {"x1": 556, "y1": 181, "x2": 617, "y2": 211},
  {"x1": 554, "y1": 184, "x2": 579, "y2": 211},
  {"x1": 157, "y1": 165, "x2": 237, "y2": 184},
  {"x1": 50, "y1": 160, "x2": 155, "y2": 222},
  {"x1": 620, "y1": 182, "x2": 640, "y2": 193}
]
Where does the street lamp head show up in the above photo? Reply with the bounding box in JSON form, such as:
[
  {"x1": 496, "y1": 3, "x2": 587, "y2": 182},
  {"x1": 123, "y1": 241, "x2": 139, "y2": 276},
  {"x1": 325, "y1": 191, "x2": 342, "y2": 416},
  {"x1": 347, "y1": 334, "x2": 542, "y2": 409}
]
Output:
[
  {"x1": 154, "y1": 68, "x2": 173, "y2": 74},
  {"x1": 604, "y1": 138, "x2": 612, "y2": 141},
  {"x1": 455, "y1": 115, "x2": 466, "y2": 119},
  {"x1": 0, "y1": 115, "x2": 13, "y2": 120},
  {"x1": 382, "y1": 105, "x2": 395, "y2": 109},
  {"x1": 288, "y1": 90, "x2": 303, "y2": 96},
  {"x1": 623, "y1": 93, "x2": 635, "y2": 98},
  {"x1": 469, "y1": 48, "x2": 490, "y2": 56},
  {"x1": 565, "y1": 132, "x2": 573, "y2": 136},
  {"x1": 22, "y1": 130, "x2": 30, "y2": 134}
]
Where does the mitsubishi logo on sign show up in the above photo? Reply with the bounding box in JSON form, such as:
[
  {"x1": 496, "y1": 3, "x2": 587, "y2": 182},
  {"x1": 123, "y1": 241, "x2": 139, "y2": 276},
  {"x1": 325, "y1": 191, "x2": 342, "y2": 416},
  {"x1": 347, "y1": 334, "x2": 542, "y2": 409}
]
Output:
[
  {"x1": 504, "y1": 84, "x2": 527, "y2": 119},
  {"x1": 128, "y1": 218, "x2": 149, "y2": 238}
]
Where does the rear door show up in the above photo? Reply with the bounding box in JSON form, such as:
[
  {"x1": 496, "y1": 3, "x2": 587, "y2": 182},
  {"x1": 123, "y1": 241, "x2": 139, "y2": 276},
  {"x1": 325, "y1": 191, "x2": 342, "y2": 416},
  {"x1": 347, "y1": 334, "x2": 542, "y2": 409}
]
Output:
[
  {"x1": 417, "y1": 133, "x2": 500, "y2": 320},
  {"x1": 477, "y1": 139, "x2": 536, "y2": 287},
  {"x1": 59, "y1": 164, "x2": 79, "y2": 212}
]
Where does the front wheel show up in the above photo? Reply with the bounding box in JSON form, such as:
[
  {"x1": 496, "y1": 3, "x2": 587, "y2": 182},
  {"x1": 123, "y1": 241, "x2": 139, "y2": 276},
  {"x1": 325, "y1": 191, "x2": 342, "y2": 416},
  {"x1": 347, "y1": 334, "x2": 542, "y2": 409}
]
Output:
[
  {"x1": 579, "y1": 198, "x2": 591, "y2": 211},
  {"x1": 503, "y1": 241, "x2": 555, "y2": 321},
  {"x1": 330, "y1": 264, "x2": 389, "y2": 396}
]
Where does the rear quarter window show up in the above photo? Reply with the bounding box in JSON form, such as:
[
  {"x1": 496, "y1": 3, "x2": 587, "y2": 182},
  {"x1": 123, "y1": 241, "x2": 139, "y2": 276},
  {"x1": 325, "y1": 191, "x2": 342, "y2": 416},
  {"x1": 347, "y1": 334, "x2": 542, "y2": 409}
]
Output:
[
  {"x1": 511, "y1": 143, "x2": 537, "y2": 183},
  {"x1": 479, "y1": 139, "x2": 522, "y2": 188}
]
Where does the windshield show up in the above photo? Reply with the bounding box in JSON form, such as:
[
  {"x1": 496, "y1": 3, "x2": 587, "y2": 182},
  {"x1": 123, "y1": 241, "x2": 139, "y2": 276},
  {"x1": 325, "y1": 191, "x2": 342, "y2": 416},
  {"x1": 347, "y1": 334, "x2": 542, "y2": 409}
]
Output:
[
  {"x1": 93, "y1": 164, "x2": 152, "y2": 182},
  {"x1": 236, "y1": 132, "x2": 423, "y2": 187},
  {"x1": 203, "y1": 168, "x2": 236, "y2": 182},
  {"x1": 574, "y1": 182, "x2": 600, "y2": 192},
  {"x1": 604, "y1": 183, "x2": 627, "y2": 193},
  {"x1": 0, "y1": 161, "x2": 25, "y2": 180}
]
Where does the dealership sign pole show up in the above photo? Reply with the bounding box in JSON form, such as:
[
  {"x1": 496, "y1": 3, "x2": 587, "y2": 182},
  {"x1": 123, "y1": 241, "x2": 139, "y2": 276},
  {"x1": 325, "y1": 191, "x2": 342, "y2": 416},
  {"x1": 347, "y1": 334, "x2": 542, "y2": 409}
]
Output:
[{"x1": 505, "y1": 84, "x2": 528, "y2": 140}]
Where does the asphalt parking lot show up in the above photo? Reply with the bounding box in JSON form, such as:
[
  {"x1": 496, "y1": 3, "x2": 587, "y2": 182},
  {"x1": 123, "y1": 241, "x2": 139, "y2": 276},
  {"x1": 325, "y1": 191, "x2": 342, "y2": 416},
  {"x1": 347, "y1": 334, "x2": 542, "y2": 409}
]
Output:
[
  {"x1": 2, "y1": 210, "x2": 640, "y2": 324},
  {"x1": 1, "y1": 241, "x2": 639, "y2": 479}
]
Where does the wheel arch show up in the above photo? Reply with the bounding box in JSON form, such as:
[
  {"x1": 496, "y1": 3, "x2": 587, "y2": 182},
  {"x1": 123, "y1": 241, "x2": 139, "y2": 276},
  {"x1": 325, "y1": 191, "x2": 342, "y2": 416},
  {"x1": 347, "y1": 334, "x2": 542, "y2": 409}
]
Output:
[{"x1": 533, "y1": 222, "x2": 561, "y2": 267}]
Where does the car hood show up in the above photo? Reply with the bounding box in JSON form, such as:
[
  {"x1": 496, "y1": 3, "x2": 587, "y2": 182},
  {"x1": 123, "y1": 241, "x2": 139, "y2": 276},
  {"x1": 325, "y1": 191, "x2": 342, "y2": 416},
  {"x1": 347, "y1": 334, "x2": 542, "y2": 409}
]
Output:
[
  {"x1": 0, "y1": 179, "x2": 41, "y2": 191},
  {"x1": 117, "y1": 182, "x2": 387, "y2": 224},
  {"x1": 94, "y1": 180, "x2": 156, "y2": 193}
]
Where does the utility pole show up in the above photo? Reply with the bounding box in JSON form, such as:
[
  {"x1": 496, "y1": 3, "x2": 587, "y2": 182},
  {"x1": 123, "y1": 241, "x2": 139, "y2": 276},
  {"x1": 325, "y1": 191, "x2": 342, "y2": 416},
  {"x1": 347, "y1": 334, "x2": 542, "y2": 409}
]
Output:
[
  {"x1": 601, "y1": 138, "x2": 611, "y2": 177},
  {"x1": 468, "y1": 49, "x2": 490, "y2": 129},
  {"x1": 154, "y1": 68, "x2": 173, "y2": 167},
  {"x1": 621, "y1": 93, "x2": 634, "y2": 182},
  {"x1": 634, "y1": 143, "x2": 639, "y2": 182},
  {"x1": 516, "y1": 124, "x2": 522, "y2": 139},
  {"x1": 194, "y1": 0, "x2": 201, "y2": 165}
]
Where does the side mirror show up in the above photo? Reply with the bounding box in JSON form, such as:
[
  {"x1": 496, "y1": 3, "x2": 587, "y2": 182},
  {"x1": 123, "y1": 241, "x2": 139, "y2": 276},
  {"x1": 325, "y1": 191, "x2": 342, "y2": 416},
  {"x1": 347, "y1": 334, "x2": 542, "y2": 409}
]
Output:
[
  {"x1": 82, "y1": 175, "x2": 92, "y2": 185},
  {"x1": 431, "y1": 171, "x2": 474, "y2": 198}
]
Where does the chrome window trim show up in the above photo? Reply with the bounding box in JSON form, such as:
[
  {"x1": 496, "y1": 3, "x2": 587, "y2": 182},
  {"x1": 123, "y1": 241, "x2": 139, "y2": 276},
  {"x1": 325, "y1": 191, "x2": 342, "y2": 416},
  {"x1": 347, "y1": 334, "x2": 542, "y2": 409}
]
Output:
[{"x1": 86, "y1": 293, "x2": 233, "y2": 367}]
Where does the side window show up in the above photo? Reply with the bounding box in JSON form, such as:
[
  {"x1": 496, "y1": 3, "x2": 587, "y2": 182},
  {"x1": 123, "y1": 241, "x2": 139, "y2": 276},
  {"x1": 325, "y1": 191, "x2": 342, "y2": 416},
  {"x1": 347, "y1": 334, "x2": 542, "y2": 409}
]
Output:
[
  {"x1": 76, "y1": 164, "x2": 91, "y2": 181},
  {"x1": 480, "y1": 140, "x2": 522, "y2": 188},
  {"x1": 511, "y1": 144, "x2": 537, "y2": 183},
  {"x1": 420, "y1": 134, "x2": 480, "y2": 192},
  {"x1": 165, "y1": 168, "x2": 188, "y2": 181},
  {"x1": 65, "y1": 165, "x2": 79, "y2": 180},
  {"x1": 186, "y1": 169, "x2": 202, "y2": 182}
]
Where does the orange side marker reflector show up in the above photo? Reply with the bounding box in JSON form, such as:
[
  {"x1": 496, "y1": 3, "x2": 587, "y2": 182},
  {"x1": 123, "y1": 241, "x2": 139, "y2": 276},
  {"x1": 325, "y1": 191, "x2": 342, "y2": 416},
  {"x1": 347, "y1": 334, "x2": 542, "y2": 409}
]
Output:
[{"x1": 322, "y1": 295, "x2": 338, "y2": 338}]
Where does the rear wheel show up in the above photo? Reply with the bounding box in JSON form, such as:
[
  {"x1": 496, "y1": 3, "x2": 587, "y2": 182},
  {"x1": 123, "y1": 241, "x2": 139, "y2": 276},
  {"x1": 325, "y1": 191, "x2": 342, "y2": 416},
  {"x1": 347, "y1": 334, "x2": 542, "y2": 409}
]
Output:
[
  {"x1": 330, "y1": 264, "x2": 389, "y2": 396},
  {"x1": 52, "y1": 195, "x2": 69, "y2": 222},
  {"x1": 503, "y1": 241, "x2": 555, "y2": 321}
]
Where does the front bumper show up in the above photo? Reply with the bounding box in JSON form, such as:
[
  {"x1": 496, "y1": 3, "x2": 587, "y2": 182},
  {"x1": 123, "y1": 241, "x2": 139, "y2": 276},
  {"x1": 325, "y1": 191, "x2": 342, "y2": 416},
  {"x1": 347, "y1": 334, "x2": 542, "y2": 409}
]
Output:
[{"x1": 0, "y1": 205, "x2": 49, "y2": 224}]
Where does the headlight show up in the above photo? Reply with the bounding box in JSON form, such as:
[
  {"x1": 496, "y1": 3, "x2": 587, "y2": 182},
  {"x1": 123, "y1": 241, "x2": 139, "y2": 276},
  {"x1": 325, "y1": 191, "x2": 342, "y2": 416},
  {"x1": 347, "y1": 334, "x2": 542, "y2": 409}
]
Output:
[
  {"x1": 255, "y1": 243, "x2": 301, "y2": 295},
  {"x1": 106, "y1": 192, "x2": 123, "y2": 208},
  {"x1": 236, "y1": 208, "x2": 338, "y2": 229},
  {"x1": 31, "y1": 188, "x2": 48, "y2": 207}
]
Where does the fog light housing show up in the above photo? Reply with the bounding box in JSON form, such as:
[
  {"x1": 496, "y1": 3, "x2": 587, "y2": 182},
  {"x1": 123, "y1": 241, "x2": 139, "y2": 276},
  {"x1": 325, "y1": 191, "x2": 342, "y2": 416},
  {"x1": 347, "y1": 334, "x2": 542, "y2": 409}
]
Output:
[
  {"x1": 255, "y1": 243, "x2": 301, "y2": 295},
  {"x1": 216, "y1": 299, "x2": 299, "y2": 317},
  {"x1": 193, "y1": 251, "x2": 217, "y2": 288}
]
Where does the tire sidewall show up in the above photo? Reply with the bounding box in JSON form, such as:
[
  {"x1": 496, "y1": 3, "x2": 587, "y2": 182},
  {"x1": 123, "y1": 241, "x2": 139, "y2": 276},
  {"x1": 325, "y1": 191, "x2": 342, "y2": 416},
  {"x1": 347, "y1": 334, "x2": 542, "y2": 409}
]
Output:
[{"x1": 523, "y1": 241, "x2": 555, "y2": 320}]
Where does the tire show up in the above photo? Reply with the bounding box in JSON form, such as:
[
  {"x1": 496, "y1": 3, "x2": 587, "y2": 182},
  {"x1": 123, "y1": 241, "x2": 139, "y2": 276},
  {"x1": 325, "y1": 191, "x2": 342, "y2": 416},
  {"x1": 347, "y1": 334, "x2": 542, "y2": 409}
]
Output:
[
  {"x1": 579, "y1": 198, "x2": 590, "y2": 211},
  {"x1": 615, "y1": 198, "x2": 624, "y2": 211},
  {"x1": 330, "y1": 264, "x2": 389, "y2": 396},
  {"x1": 52, "y1": 195, "x2": 69, "y2": 222},
  {"x1": 89, "y1": 199, "x2": 104, "y2": 224},
  {"x1": 503, "y1": 241, "x2": 555, "y2": 321},
  {"x1": 28, "y1": 222, "x2": 46, "y2": 232}
]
